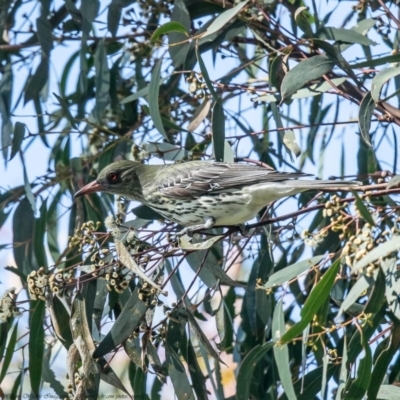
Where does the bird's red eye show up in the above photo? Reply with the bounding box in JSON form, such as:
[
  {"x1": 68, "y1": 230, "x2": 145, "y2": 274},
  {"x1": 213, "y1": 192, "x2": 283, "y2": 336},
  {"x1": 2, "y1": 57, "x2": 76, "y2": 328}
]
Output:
[{"x1": 108, "y1": 172, "x2": 118, "y2": 182}]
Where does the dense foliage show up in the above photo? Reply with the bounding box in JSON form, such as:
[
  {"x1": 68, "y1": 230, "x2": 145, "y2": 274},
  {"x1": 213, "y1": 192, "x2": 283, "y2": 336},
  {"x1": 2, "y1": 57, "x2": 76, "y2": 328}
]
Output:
[{"x1": 2, "y1": 0, "x2": 400, "y2": 398}]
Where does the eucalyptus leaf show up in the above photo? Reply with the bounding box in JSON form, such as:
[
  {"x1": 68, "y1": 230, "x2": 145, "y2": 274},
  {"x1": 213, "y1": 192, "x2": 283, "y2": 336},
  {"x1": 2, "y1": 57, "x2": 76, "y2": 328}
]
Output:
[
  {"x1": 358, "y1": 91, "x2": 375, "y2": 146},
  {"x1": 371, "y1": 67, "x2": 400, "y2": 103},
  {"x1": 9, "y1": 122, "x2": 25, "y2": 161},
  {"x1": 201, "y1": 1, "x2": 248, "y2": 38},
  {"x1": 262, "y1": 255, "x2": 324, "y2": 289},
  {"x1": 151, "y1": 21, "x2": 188, "y2": 43},
  {"x1": 149, "y1": 58, "x2": 168, "y2": 139},
  {"x1": 281, "y1": 55, "x2": 336, "y2": 101},
  {"x1": 281, "y1": 259, "x2": 340, "y2": 343}
]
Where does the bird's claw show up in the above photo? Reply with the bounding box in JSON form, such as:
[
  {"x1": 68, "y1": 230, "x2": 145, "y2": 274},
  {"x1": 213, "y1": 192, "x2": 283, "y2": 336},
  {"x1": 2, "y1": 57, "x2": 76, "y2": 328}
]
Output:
[
  {"x1": 176, "y1": 217, "x2": 216, "y2": 237},
  {"x1": 176, "y1": 227, "x2": 194, "y2": 237}
]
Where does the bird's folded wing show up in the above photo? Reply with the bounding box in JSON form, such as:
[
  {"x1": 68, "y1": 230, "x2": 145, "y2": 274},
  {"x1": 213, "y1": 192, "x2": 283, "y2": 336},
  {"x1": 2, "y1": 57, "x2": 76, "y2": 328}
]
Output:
[{"x1": 151, "y1": 162, "x2": 311, "y2": 199}]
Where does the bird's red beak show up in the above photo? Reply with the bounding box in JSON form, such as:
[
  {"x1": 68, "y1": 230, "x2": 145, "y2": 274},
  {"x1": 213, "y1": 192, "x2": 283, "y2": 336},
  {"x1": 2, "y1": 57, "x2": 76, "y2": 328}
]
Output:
[{"x1": 74, "y1": 180, "x2": 104, "y2": 198}]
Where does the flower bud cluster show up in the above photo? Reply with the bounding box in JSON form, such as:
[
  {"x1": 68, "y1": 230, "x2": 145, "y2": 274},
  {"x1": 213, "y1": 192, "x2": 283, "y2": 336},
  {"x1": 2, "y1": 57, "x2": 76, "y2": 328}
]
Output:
[
  {"x1": 138, "y1": 0, "x2": 172, "y2": 19},
  {"x1": 323, "y1": 195, "x2": 350, "y2": 236},
  {"x1": 342, "y1": 224, "x2": 375, "y2": 271},
  {"x1": 68, "y1": 221, "x2": 101, "y2": 253},
  {"x1": 128, "y1": 39, "x2": 153, "y2": 60},
  {"x1": 49, "y1": 270, "x2": 74, "y2": 295},
  {"x1": 300, "y1": 228, "x2": 328, "y2": 247},
  {"x1": 186, "y1": 73, "x2": 211, "y2": 101},
  {"x1": 138, "y1": 282, "x2": 161, "y2": 308},
  {"x1": 105, "y1": 268, "x2": 130, "y2": 293},
  {"x1": 0, "y1": 288, "x2": 20, "y2": 322},
  {"x1": 27, "y1": 267, "x2": 48, "y2": 301}
]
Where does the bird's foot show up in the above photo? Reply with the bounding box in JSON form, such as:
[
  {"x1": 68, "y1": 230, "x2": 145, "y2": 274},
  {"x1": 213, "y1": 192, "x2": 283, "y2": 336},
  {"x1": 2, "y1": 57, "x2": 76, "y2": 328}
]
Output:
[{"x1": 177, "y1": 217, "x2": 216, "y2": 237}]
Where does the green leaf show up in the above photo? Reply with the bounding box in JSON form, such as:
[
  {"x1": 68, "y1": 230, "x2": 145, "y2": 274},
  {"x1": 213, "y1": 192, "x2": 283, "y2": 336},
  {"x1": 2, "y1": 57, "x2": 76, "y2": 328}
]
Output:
[
  {"x1": 124, "y1": 337, "x2": 142, "y2": 367},
  {"x1": 9, "y1": 372, "x2": 22, "y2": 398},
  {"x1": 269, "y1": 54, "x2": 286, "y2": 90},
  {"x1": 280, "y1": 365, "x2": 337, "y2": 400},
  {"x1": 236, "y1": 342, "x2": 274, "y2": 400},
  {"x1": 93, "y1": 288, "x2": 149, "y2": 358},
  {"x1": 116, "y1": 239, "x2": 165, "y2": 293},
  {"x1": 262, "y1": 255, "x2": 324, "y2": 289},
  {"x1": 149, "y1": 58, "x2": 168, "y2": 139},
  {"x1": 197, "y1": 47, "x2": 218, "y2": 102},
  {"x1": 349, "y1": 53, "x2": 400, "y2": 69},
  {"x1": 345, "y1": 331, "x2": 372, "y2": 399},
  {"x1": 281, "y1": 55, "x2": 336, "y2": 101},
  {"x1": 36, "y1": 14, "x2": 54, "y2": 56},
  {"x1": 336, "y1": 274, "x2": 373, "y2": 319},
  {"x1": 0, "y1": 59, "x2": 13, "y2": 161},
  {"x1": 187, "y1": 340, "x2": 208, "y2": 399},
  {"x1": 49, "y1": 296, "x2": 73, "y2": 348},
  {"x1": 371, "y1": 67, "x2": 400, "y2": 103},
  {"x1": 179, "y1": 234, "x2": 223, "y2": 250},
  {"x1": 107, "y1": 0, "x2": 127, "y2": 36},
  {"x1": 358, "y1": 91, "x2": 375, "y2": 146},
  {"x1": 42, "y1": 347, "x2": 69, "y2": 398},
  {"x1": 151, "y1": 21, "x2": 188, "y2": 43},
  {"x1": 0, "y1": 322, "x2": 18, "y2": 383},
  {"x1": 29, "y1": 301, "x2": 45, "y2": 396},
  {"x1": 354, "y1": 191, "x2": 375, "y2": 226},
  {"x1": 97, "y1": 361, "x2": 131, "y2": 396},
  {"x1": 270, "y1": 102, "x2": 294, "y2": 163},
  {"x1": 368, "y1": 322, "x2": 400, "y2": 400},
  {"x1": 121, "y1": 81, "x2": 161, "y2": 104},
  {"x1": 186, "y1": 250, "x2": 241, "y2": 287},
  {"x1": 9, "y1": 122, "x2": 25, "y2": 161},
  {"x1": 94, "y1": 39, "x2": 111, "y2": 122},
  {"x1": 201, "y1": 0, "x2": 248, "y2": 38},
  {"x1": 347, "y1": 303, "x2": 386, "y2": 365},
  {"x1": 34, "y1": 201, "x2": 48, "y2": 269},
  {"x1": 212, "y1": 102, "x2": 225, "y2": 162},
  {"x1": 254, "y1": 77, "x2": 347, "y2": 103},
  {"x1": 387, "y1": 175, "x2": 400, "y2": 189},
  {"x1": 295, "y1": 6, "x2": 313, "y2": 38},
  {"x1": 24, "y1": 58, "x2": 49, "y2": 104},
  {"x1": 165, "y1": 260, "x2": 192, "y2": 307},
  {"x1": 53, "y1": 93, "x2": 78, "y2": 129},
  {"x1": 318, "y1": 27, "x2": 376, "y2": 46},
  {"x1": 165, "y1": 342, "x2": 196, "y2": 400},
  {"x1": 186, "y1": 310, "x2": 221, "y2": 362},
  {"x1": 21, "y1": 155, "x2": 36, "y2": 214},
  {"x1": 273, "y1": 301, "x2": 296, "y2": 400},
  {"x1": 335, "y1": 336, "x2": 348, "y2": 400},
  {"x1": 281, "y1": 259, "x2": 340, "y2": 343},
  {"x1": 215, "y1": 289, "x2": 234, "y2": 352},
  {"x1": 291, "y1": 77, "x2": 347, "y2": 99},
  {"x1": 133, "y1": 364, "x2": 147, "y2": 397},
  {"x1": 169, "y1": 0, "x2": 191, "y2": 67},
  {"x1": 353, "y1": 236, "x2": 400, "y2": 271},
  {"x1": 47, "y1": 191, "x2": 61, "y2": 263},
  {"x1": 13, "y1": 197, "x2": 36, "y2": 276}
]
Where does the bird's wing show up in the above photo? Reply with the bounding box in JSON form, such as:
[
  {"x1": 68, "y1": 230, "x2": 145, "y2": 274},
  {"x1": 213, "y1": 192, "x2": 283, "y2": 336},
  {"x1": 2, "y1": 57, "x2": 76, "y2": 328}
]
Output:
[{"x1": 151, "y1": 162, "x2": 311, "y2": 199}]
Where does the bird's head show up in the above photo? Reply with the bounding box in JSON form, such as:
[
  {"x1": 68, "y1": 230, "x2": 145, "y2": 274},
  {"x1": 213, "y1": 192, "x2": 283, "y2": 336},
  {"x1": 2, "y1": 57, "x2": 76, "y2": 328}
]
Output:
[{"x1": 74, "y1": 160, "x2": 143, "y2": 199}]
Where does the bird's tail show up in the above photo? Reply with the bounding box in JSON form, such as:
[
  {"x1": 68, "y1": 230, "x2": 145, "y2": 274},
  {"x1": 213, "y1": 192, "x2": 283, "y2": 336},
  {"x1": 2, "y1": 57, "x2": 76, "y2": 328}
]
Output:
[{"x1": 287, "y1": 179, "x2": 362, "y2": 191}]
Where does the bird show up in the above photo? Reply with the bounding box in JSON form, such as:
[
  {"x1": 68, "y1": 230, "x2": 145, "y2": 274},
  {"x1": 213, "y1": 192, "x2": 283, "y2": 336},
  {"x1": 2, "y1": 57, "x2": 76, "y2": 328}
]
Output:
[{"x1": 74, "y1": 160, "x2": 361, "y2": 235}]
